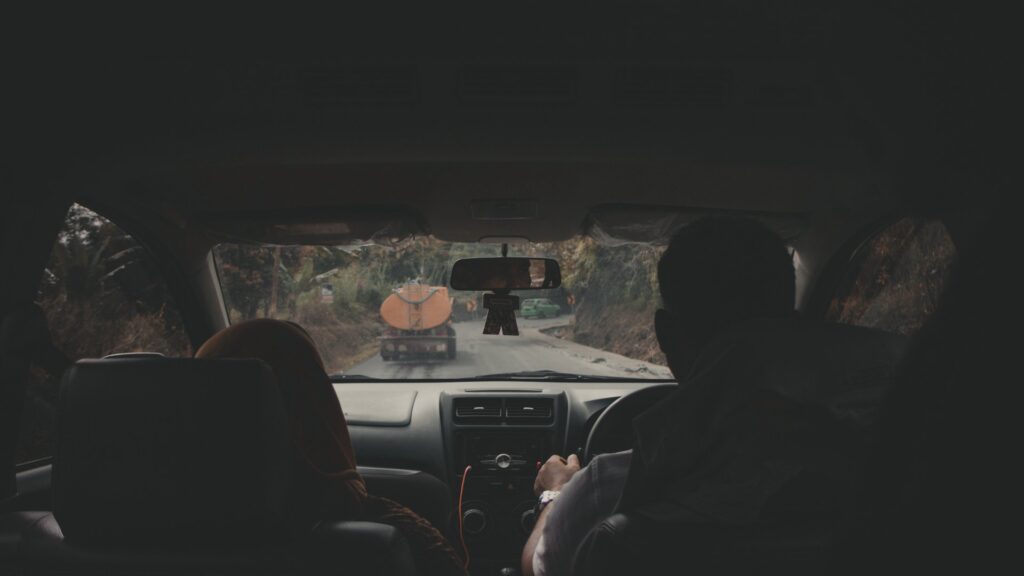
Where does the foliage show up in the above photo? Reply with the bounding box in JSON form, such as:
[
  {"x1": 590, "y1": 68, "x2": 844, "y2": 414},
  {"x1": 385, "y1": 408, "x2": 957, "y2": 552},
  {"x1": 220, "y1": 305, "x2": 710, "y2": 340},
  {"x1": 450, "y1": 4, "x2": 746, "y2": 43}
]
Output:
[
  {"x1": 827, "y1": 218, "x2": 956, "y2": 335},
  {"x1": 535, "y1": 238, "x2": 666, "y2": 364},
  {"x1": 19, "y1": 204, "x2": 193, "y2": 464},
  {"x1": 213, "y1": 235, "x2": 669, "y2": 370},
  {"x1": 37, "y1": 204, "x2": 192, "y2": 360}
]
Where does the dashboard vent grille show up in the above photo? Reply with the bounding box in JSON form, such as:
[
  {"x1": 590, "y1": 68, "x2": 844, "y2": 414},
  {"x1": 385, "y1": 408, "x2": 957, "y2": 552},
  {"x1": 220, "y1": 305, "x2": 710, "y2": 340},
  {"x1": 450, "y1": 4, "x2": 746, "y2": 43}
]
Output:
[
  {"x1": 454, "y1": 398, "x2": 503, "y2": 422},
  {"x1": 452, "y1": 396, "x2": 556, "y2": 424},
  {"x1": 505, "y1": 398, "x2": 554, "y2": 423}
]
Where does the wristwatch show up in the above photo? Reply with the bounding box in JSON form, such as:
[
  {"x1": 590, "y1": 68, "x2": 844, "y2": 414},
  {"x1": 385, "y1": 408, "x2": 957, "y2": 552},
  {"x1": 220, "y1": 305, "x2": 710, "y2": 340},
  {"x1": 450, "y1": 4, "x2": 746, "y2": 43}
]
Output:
[{"x1": 536, "y1": 490, "x2": 560, "y2": 514}]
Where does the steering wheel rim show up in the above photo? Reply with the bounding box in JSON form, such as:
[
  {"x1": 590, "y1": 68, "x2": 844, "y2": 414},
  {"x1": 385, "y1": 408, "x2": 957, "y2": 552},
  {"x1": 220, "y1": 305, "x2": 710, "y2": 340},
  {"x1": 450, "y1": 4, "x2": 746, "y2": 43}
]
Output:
[{"x1": 583, "y1": 383, "x2": 677, "y2": 465}]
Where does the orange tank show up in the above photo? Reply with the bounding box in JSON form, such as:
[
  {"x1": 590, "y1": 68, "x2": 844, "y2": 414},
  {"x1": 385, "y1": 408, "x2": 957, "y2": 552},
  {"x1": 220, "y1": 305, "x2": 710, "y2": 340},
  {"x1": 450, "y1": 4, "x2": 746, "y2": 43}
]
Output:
[{"x1": 379, "y1": 284, "x2": 454, "y2": 331}]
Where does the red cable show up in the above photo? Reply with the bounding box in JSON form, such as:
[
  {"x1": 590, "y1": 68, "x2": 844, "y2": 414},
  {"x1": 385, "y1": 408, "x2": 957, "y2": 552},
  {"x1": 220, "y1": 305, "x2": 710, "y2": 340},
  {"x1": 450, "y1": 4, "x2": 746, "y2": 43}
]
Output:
[{"x1": 458, "y1": 465, "x2": 472, "y2": 571}]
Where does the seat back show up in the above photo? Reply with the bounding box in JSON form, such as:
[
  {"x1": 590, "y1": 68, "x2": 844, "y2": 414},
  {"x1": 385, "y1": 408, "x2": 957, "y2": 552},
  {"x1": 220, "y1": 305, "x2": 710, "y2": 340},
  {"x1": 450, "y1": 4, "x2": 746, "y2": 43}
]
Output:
[
  {"x1": 8, "y1": 511, "x2": 416, "y2": 576},
  {"x1": 574, "y1": 512, "x2": 829, "y2": 576},
  {"x1": 54, "y1": 357, "x2": 291, "y2": 548},
  {"x1": 574, "y1": 323, "x2": 909, "y2": 575},
  {"x1": 5, "y1": 357, "x2": 418, "y2": 575}
]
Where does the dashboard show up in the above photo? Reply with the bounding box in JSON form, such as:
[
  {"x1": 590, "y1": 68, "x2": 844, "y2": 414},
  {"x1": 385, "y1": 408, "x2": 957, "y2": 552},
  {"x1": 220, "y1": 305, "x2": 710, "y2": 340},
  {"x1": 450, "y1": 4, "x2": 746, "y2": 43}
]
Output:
[{"x1": 334, "y1": 380, "x2": 671, "y2": 571}]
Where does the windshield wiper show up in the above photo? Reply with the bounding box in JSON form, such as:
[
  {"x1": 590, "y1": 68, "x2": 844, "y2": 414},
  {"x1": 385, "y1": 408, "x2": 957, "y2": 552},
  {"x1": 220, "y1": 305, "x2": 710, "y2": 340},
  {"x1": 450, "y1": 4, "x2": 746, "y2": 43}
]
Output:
[
  {"x1": 329, "y1": 373, "x2": 379, "y2": 382},
  {"x1": 330, "y1": 370, "x2": 674, "y2": 383},
  {"x1": 472, "y1": 370, "x2": 668, "y2": 382}
]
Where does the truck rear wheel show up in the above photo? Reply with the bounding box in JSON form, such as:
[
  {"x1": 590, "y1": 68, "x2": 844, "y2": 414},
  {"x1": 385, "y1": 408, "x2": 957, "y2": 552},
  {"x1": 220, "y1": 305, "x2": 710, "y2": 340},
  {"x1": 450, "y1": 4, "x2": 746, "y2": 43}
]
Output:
[{"x1": 447, "y1": 339, "x2": 457, "y2": 359}]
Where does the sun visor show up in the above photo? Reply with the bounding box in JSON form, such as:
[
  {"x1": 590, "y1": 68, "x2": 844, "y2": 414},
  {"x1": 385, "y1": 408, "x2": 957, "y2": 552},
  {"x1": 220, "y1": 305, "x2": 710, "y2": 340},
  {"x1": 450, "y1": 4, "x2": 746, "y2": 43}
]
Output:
[
  {"x1": 586, "y1": 205, "x2": 808, "y2": 246},
  {"x1": 199, "y1": 208, "x2": 424, "y2": 245}
]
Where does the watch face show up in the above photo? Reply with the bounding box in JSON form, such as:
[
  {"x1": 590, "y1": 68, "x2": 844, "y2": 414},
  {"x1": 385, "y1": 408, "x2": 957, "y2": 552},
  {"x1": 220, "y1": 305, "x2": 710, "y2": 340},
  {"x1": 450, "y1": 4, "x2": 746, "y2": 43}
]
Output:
[{"x1": 540, "y1": 490, "x2": 560, "y2": 505}]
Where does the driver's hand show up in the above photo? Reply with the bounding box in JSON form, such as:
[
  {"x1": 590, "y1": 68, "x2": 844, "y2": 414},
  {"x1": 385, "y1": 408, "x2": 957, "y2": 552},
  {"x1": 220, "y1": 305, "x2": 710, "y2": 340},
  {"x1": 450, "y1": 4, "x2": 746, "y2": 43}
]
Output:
[{"x1": 534, "y1": 454, "x2": 581, "y2": 495}]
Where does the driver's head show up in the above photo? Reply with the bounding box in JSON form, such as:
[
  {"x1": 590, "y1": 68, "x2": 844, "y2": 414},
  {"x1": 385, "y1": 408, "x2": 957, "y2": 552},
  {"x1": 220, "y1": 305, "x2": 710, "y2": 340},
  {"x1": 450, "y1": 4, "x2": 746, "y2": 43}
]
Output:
[{"x1": 655, "y1": 217, "x2": 795, "y2": 377}]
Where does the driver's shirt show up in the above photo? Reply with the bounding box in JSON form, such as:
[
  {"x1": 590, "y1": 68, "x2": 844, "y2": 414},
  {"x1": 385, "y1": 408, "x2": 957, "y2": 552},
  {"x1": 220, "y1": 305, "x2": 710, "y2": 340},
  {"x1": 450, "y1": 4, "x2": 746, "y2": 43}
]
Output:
[{"x1": 533, "y1": 450, "x2": 632, "y2": 576}]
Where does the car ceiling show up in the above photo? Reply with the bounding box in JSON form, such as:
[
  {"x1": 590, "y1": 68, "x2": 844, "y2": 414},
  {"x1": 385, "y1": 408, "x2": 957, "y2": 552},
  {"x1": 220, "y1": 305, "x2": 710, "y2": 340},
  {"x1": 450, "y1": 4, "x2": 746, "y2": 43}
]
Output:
[
  {"x1": 17, "y1": 2, "x2": 993, "y2": 248},
  {"x1": 66, "y1": 53, "x2": 886, "y2": 245}
]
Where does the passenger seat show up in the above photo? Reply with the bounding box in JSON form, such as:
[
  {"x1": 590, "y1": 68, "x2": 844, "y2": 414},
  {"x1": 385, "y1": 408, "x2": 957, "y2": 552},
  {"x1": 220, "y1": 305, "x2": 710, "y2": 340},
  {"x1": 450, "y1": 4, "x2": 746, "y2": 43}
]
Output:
[{"x1": 2, "y1": 357, "x2": 418, "y2": 575}]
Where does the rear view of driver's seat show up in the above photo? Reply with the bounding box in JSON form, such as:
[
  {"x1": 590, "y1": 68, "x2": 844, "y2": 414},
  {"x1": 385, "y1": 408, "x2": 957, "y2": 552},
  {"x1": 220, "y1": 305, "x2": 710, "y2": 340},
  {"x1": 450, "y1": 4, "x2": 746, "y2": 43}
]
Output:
[
  {"x1": 572, "y1": 321, "x2": 910, "y2": 575},
  {"x1": 4, "y1": 357, "x2": 417, "y2": 575}
]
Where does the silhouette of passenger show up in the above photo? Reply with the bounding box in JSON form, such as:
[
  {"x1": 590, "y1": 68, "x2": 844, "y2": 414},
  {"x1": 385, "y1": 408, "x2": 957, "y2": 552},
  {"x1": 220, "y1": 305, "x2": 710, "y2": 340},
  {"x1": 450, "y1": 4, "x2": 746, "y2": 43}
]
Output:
[{"x1": 197, "y1": 320, "x2": 467, "y2": 576}]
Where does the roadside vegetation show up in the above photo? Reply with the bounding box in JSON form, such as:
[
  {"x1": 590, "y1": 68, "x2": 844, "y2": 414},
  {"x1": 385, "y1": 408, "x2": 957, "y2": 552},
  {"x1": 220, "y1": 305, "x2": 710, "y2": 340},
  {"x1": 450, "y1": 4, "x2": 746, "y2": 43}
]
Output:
[
  {"x1": 214, "y1": 237, "x2": 669, "y2": 371},
  {"x1": 34, "y1": 207, "x2": 954, "y2": 380},
  {"x1": 19, "y1": 207, "x2": 953, "y2": 464},
  {"x1": 825, "y1": 218, "x2": 955, "y2": 335},
  {"x1": 21, "y1": 204, "x2": 192, "y2": 463}
]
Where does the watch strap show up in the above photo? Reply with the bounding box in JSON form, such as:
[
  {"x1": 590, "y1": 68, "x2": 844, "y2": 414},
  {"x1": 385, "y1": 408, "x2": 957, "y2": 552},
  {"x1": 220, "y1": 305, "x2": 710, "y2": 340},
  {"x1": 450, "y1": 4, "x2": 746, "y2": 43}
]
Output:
[{"x1": 536, "y1": 490, "x2": 561, "y2": 514}]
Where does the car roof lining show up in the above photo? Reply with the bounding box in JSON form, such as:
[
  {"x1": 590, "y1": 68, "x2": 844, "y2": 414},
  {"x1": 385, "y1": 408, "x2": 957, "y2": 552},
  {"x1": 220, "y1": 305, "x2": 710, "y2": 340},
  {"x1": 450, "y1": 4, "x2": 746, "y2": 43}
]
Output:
[{"x1": 107, "y1": 158, "x2": 879, "y2": 245}]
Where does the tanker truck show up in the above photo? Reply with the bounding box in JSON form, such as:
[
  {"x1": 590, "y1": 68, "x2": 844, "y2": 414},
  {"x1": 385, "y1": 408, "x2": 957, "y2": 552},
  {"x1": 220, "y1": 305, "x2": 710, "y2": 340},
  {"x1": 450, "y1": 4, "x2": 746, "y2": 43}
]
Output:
[{"x1": 379, "y1": 282, "x2": 456, "y2": 361}]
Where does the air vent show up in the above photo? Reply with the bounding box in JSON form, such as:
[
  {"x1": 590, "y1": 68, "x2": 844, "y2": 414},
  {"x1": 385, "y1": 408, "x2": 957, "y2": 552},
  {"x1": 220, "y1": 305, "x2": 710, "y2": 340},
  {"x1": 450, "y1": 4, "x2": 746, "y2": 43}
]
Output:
[
  {"x1": 454, "y1": 398, "x2": 503, "y2": 422},
  {"x1": 452, "y1": 396, "x2": 557, "y2": 424},
  {"x1": 505, "y1": 398, "x2": 554, "y2": 423}
]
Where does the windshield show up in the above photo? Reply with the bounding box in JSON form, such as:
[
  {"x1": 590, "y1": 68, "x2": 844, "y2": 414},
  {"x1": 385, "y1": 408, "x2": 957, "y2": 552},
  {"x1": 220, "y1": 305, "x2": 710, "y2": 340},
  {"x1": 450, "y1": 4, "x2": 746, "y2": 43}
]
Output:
[{"x1": 212, "y1": 237, "x2": 672, "y2": 380}]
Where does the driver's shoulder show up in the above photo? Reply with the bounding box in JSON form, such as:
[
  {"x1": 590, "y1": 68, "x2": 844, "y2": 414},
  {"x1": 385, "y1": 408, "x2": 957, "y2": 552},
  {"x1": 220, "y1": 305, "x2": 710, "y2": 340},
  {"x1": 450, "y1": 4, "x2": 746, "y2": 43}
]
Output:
[
  {"x1": 589, "y1": 449, "x2": 632, "y2": 470},
  {"x1": 585, "y1": 450, "x2": 633, "y2": 490}
]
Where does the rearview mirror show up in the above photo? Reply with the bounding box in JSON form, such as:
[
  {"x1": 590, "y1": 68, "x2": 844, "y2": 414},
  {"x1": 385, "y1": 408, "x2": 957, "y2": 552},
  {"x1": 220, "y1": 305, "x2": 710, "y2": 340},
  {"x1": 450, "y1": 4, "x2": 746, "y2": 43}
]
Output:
[{"x1": 450, "y1": 257, "x2": 561, "y2": 291}]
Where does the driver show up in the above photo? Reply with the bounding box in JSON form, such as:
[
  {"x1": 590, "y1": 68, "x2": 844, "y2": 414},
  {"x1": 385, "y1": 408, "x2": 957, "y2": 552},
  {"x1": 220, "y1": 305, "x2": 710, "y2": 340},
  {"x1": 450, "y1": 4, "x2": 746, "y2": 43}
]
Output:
[{"x1": 522, "y1": 217, "x2": 796, "y2": 576}]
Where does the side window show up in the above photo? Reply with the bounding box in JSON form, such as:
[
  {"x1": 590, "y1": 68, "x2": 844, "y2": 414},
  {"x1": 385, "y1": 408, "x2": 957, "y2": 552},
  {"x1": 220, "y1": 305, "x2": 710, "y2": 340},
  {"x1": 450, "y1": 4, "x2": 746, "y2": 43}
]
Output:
[
  {"x1": 16, "y1": 203, "x2": 192, "y2": 466},
  {"x1": 826, "y1": 217, "x2": 957, "y2": 336}
]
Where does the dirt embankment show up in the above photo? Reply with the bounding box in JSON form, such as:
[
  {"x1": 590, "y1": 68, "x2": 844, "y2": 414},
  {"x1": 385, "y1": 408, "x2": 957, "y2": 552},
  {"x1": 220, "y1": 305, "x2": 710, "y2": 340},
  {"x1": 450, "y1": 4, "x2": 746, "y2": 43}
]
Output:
[
  {"x1": 542, "y1": 238, "x2": 668, "y2": 366},
  {"x1": 544, "y1": 304, "x2": 666, "y2": 365},
  {"x1": 292, "y1": 301, "x2": 382, "y2": 372}
]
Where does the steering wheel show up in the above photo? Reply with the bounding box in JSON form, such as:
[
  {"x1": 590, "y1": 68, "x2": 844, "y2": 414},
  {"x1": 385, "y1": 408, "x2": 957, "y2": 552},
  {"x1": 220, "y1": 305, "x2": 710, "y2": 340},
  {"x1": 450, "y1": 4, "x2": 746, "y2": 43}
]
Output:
[{"x1": 582, "y1": 384, "x2": 677, "y2": 465}]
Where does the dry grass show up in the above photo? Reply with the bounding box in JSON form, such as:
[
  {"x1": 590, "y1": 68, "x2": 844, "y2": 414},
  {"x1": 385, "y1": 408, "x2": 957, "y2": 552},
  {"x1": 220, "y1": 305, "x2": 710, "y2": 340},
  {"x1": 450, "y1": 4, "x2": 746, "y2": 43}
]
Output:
[
  {"x1": 42, "y1": 296, "x2": 192, "y2": 359},
  {"x1": 279, "y1": 300, "x2": 383, "y2": 374},
  {"x1": 547, "y1": 304, "x2": 667, "y2": 365}
]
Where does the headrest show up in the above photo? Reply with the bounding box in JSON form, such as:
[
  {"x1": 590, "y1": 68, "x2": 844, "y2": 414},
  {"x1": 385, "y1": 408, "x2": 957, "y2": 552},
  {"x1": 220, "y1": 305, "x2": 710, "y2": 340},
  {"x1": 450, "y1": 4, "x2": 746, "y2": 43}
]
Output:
[
  {"x1": 760, "y1": 321, "x2": 909, "y2": 434},
  {"x1": 53, "y1": 358, "x2": 291, "y2": 548},
  {"x1": 103, "y1": 352, "x2": 166, "y2": 359}
]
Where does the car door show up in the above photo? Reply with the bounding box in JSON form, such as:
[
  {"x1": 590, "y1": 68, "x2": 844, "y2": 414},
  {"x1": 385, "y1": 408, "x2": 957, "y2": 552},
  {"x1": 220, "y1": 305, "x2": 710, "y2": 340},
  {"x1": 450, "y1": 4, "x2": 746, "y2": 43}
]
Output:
[{"x1": 542, "y1": 299, "x2": 559, "y2": 317}]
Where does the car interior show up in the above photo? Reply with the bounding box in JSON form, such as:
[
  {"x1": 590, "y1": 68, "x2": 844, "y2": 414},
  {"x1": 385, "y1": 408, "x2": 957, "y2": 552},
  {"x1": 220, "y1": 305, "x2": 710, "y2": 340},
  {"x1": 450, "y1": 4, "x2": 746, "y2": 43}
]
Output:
[{"x1": 1, "y1": 3, "x2": 1012, "y2": 575}]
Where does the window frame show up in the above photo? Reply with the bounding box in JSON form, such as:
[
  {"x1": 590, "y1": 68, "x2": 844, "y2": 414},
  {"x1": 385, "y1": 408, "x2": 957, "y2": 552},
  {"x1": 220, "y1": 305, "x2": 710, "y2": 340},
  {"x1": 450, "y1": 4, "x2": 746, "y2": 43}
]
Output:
[
  {"x1": 808, "y1": 213, "x2": 957, "y2": 332},
  {"x1": 12, "y1": 199, "x2": 196, "y2": 469},
  {"x1": 74, "y1": 198, "x2": 203, "y2": 351},
  {"x1": 803, "y1": 215, "x2": 903, "y2": 321}
]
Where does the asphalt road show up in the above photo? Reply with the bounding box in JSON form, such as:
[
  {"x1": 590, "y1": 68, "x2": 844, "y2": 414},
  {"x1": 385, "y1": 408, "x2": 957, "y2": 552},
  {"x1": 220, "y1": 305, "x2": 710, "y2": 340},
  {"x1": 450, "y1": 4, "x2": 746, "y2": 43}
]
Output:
[{"x1": 345, "y1": 316, "x2": 673, "y2": 380}]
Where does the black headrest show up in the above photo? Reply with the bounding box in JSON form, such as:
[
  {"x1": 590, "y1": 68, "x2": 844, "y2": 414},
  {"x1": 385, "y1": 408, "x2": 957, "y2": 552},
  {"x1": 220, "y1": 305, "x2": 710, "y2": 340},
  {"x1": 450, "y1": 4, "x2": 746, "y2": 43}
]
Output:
[{"x1": 53, "y1": 358, "x2": 291, "y2": 548}]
